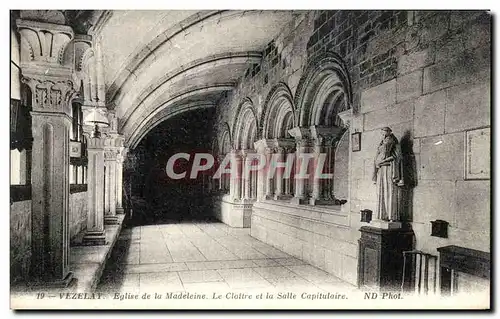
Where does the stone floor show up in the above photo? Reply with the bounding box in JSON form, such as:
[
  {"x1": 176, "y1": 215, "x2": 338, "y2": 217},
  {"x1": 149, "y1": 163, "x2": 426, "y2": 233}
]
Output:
[{"x1": 97, "y1": 221, "x2": 356, "y2": 293}]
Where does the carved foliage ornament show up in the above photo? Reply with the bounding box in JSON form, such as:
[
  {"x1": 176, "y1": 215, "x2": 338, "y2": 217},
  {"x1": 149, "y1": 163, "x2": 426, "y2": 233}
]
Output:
[
  {"x1": 104, "y1": 150, "x2": 119, "y2": 160},
  {"x1": 22, "y1": 78, "x2": 76, "y2": 113},
  {"x1": 17, "y1": 19, "x2": 74, "y2": 65}
]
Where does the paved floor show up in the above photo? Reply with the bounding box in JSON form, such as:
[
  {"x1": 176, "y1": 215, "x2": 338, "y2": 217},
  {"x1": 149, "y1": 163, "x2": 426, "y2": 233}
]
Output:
[{"x1": 97, "y1": 222, "x2": 356, "y2": 293}]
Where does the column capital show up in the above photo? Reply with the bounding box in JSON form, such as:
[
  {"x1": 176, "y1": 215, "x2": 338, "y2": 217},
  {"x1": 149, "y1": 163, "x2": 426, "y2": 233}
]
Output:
[
  {"x1": 116, "y1": 147, "x2": 128, "y2": 163},
  {"x1": 104, "y1": 149, "x2": 119, "y2": 161},
  {"x1": 288, "y1": 127, "x2": 311, "y2": 140},
  {"x1": 310, "y1": 125, "x2": 345, "y2": 146},
  {"x1": 21, "y1": 77, "x2": 76, "y2": 116},
  {"x1": 16, "y1": 18, "x2": 74, "y2": 68},
  {"x1": 240, "y1": 149, "x2": 257, "y2": 157},
  {"x1": 337, "y1": 109, "x2": 353, "y2": 128},
  {"x1": 254, "y1": 138, "x2": 274, "y2": 153},
  {"x1": 87, "y1": 136, "x2": 105, "y2": 150},
  {"x1": 273, "y1": 138, "x2": 295, "y2": 149}
]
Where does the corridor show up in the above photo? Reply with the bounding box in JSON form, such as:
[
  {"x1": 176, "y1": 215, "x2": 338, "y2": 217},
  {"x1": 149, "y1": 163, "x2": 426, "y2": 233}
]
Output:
[{"x1": 97, "y1": 221, "x2": 356, "y2": 293}]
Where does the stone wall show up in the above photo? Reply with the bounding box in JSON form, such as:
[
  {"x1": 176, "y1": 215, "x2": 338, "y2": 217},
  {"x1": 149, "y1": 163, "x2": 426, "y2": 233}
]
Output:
[
  {"x1": 213, "y1": 10, "x2": 491, "y2": 284},
  {"x1": 70, "y1": 191, "x2": 88, "y2": 242},
  {"x1": 10, "y1": 200, "x2": 31, "y2": 284}
]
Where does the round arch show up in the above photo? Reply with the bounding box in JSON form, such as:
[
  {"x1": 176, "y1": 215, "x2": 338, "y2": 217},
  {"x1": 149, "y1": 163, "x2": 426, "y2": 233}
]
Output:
[
  {"x1": 232, "y1": 98, "x2": 258, "y2": 150},
  {"x1": 260, "y1": 82, "x2": 295, "y2": 139},
  {"x1": 294, "y1": 51, "x2": 353, "y2": 127},
  {"x1": 218, "y1": 122, "x2": 233, "y2": 155}
]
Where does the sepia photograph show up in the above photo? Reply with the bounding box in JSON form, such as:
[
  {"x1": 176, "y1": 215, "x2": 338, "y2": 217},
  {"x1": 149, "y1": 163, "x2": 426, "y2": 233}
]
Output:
[{"x1": 8, "y1": 7, "x2": 492, "y2": 310}]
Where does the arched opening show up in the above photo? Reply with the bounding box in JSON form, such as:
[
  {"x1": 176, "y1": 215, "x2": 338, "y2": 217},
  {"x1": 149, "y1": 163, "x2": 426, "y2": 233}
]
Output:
[
  {"x1": 259, "y1": 83, "x2": 296, "y2": 200},
  {"x1": 294, "y1": 52, "x2": 352, "y2": 205},
  {"x1": 125, "y1": 107, "x2": 217, "y2": 225},
  {"x1": 218, "y1": 126, "x2": 232, "y2": 194},
  {"x1": 232, "y1": 99, "x2": 258, "y2": 201}
]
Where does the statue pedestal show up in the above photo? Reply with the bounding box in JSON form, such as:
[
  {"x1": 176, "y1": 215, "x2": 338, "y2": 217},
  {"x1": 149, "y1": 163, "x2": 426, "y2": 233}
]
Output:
[
  {"x1": 357, "y1": 225, "x2": 414, "y2": 291},
  {"x1": 370, "y1": 219, "x2": 402, "y2": 229}
]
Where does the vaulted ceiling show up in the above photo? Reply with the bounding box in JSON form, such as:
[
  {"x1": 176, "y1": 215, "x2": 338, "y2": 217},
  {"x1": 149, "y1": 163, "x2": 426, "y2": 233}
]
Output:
[{"x1": 92, "y1": 10, "x2": 297, "y2": 148}]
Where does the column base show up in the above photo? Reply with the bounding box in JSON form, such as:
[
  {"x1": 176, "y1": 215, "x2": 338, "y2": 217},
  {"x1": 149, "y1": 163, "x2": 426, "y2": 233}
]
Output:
[
  {"x1": 274, "y1": 194, "x2": 293, "y2": 200},
  {"x1": 81, "y1": 231, "x2": 107, "y2": 246},
  {"x1": 290, "y1": 197, "x2": 308, "y2": 205},
  {"x1": 309, "y1": 198, "x2": 336, "y2": 206},
  {"x1": 264, "y1": 195, "x2": 275, "y2": 200},
  {"x1": 241, "y1": 198, "x2": 256, "y2": 204},
  {"x1": 104, "y1": 215, "x2": 120, "y2": 225},
  {"x1": 29, "y1": 272, "x2": 75, "y2": 288},
  {"x1": 116, "y1": 207, "x2": 125, "y2": 214}
]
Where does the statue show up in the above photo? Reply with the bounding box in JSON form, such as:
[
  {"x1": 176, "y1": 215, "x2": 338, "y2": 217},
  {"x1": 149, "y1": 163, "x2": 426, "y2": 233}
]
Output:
[{"x1": 372, "y1": 127, "x2": 404, "y2": 222}]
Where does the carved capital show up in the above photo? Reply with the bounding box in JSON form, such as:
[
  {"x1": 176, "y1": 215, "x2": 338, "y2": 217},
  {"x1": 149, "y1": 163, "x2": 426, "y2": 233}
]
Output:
[
  {"x1": 337, "y1": 109, "x2": 353, "y2": 128},
  {"x1": 16, "y1": 19, "x2": 74, "y2": 66},
  {"x1": 86, "y1": 136, "x2": 105, "y2": 149},
  {"x1": 296, "y1": 138, "x2": 311, "y2": 148},
  {"x1": 22, "y1": 77, "x2": 76, "y2": 115},
  {"x1": 104, "y1": 150, "x2": 118, "y2": 160},
  {"x1": 74, "y1": 34, "x2": 93, "y2": 72},
  {"x1": 310, "y1": 125, "x2": 344, "y2": 146},
  {"x1": 274, "y1": 146, "x2": 285, "y2": 154}
]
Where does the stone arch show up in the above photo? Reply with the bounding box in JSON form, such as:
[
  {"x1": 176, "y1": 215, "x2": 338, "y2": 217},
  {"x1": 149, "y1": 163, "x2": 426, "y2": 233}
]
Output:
[
  {"x1": 219, "y1": 122, "x2": 232, "y2": 155},
  {"x1": 295, "y1": 51, "x2": 353, "y2": 127},
  {"x1": 260, "y1": 82, "x2": 295, "y2": 139},
  {"x1": 232, "y1": 98, "x2": 258, "y2": 150}
]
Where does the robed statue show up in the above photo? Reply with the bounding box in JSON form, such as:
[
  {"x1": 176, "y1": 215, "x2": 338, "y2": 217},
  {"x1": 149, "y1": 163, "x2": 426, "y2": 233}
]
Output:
[{"x1": 372, "y1": 127, "x2": 404, "y2": 221}]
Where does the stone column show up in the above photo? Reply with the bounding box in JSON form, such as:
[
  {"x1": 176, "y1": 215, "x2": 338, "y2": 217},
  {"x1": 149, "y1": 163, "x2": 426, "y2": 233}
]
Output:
[
  {"x1": 229, "y1": 150, "x2": 242, "y2": 202},
  {"x1": 273, "y1": 147, "x2": 285, "y2": 200},
  {"x1": 81, "y1": 135, "x2": 106, "y2": 245},
  {"x1": 115, "y1": 148, "x2": 127, "y2": 214},
  {"x1": 283, "y1": 146, "x2": 295, "y2": 197},
  {"x1": 17, "y1": 18, "x2": 75, "y2": 286},
  {"x1": 288, "y1": 127, "x2": 311, "y2": 205},
  {"x1": 309, "y1": 125, "x2": 344, "y2": 206},
  {"x1": 242, "y1": 151, "x2": 252, "y2": 200},
  {"x1": 264, "y1": 148, "x2": 274, "y2": 199},
  {"x1": 310, "y1": 138, "x2": 325, "y2": 205},
  {"x1": 338, "y1": 109, "x2": 354, "y2": 215},
  {"x1": 104, "y1": 149, "x2": 118, "y2": 224},
  {"x1": 254, "y1": 139, "x2": 269, "y2": 201}
]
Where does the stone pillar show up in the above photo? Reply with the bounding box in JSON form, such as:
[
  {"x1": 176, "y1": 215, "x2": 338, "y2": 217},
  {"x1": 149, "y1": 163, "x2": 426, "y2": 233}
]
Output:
[
  {"x1": 265, "y1": 148, "x2": 274, "y2": 199},
  {"x1": 17, "y1": 18, "x2": 75, "y2": 286},
  {"x1": 310, "y1": 138, "x2": 325, "y2": 205},
  {"x1": 104, "y1": 149, "x2": 118, "y2": 224},
  {"x1": 242, "y1": 151, "x2": 251, "y2": 200},
  {"x1": 255, "y1": 148, "x2": 266, "y2": 201},
  {"x1": 254, "y1": 139, "x2": 270, "y2": 201},
  {"x1": 273, "y1": 139, "x2": 295, "y2": 200},
  {"x1": 284, "y1": 146, "x2": 295, "y2": 197},
  {"x1": 338, "y1": 109, "x2": 354, "y2": 214},
  {"x1": 81, "y1": 135, "x2": 106, "y2": 245},
  {"x1": 273, "y1": 147, "x2": 285, "y2": 200},
  {"x1": 288, "y1": 128, "x2": 311, "y2": 205},
  {"x1": 309, "y1": 125, "x2": 344, "y2": 206},
  {"x1": 229, "y1": 150, "x2": 242, "y2": 201},
  {"x1": 115, "y1": 148, "x2": 126, "y2": 214}
]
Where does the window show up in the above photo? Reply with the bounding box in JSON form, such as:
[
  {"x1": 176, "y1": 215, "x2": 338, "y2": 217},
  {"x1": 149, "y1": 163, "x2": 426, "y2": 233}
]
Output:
[
  {"x1": 70, "y1": 102, "x2": 88, "y2": 193},
  {"x1": 10, "y1": 89, "x2": 33, "y2": 202}
]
